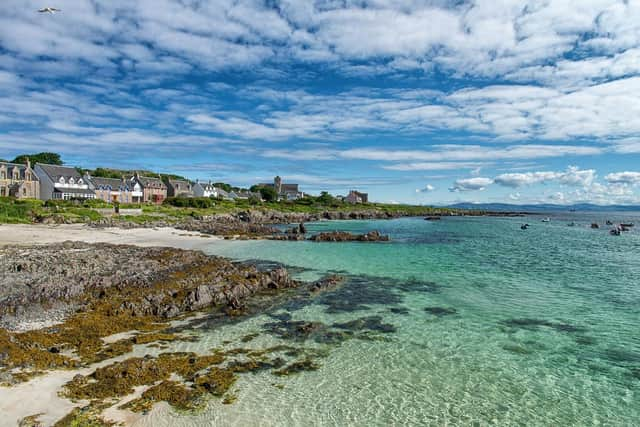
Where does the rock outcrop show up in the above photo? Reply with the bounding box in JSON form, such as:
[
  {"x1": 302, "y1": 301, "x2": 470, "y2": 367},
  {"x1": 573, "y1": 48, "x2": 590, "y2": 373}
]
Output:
[{"x1": 0, "y1": 242, "x2": 297, "y2": 330}]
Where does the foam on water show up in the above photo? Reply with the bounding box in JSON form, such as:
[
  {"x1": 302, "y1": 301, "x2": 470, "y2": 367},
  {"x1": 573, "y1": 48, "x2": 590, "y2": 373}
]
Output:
[{"x1": 134, "y1": 215, "x2": 640, "y2": 426}]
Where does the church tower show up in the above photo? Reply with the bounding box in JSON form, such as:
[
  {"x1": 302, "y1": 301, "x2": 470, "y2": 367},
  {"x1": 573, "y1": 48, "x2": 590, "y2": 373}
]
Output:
[{"x1": 274, "y1": 176, "x2": 282, "y2": 194}]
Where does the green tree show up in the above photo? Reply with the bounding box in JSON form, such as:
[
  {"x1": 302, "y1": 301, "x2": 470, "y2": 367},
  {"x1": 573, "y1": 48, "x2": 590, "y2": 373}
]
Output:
[
  {"x1": 316, "y1": 191, "x2": 335, "y2": 205},
  {"x1": 12, "y1": 152, "x2": 63, "y2": 165},
  {"x1": 92, "y1": 168, "x2": 124, "y2": 179},
  {"x1": 214, "y1": 182, "x2": 232, "y2": 192},
  {"x1": 257, "y1": 186, "x2": 278, "y2": 202}
]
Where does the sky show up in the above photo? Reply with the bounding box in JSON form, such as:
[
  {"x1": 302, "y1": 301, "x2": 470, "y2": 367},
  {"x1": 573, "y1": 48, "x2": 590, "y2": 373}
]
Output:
[{"x1": 1, "y1": 0, "x2": 640, "y2": 205}]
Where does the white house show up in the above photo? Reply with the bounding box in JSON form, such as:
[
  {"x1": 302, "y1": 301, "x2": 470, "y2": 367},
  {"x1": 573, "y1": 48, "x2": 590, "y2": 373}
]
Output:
[
  {"x1": 35, "y1": 164, "x2": 96, "y2": 201},
  {"x1": 193, "y1": 181, "x2": 217, "y2": 198}
]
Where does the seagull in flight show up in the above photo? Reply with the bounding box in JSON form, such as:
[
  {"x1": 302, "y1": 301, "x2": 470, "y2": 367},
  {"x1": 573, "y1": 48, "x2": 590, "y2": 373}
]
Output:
[{"x1": 38, "y1": 7, "x2": 61, "y2": 14}]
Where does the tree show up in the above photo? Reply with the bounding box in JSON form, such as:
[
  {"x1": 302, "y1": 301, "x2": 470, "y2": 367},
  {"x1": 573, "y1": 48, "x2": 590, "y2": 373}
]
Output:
[
  {"x1": 316, "y1": 191, "x2": 335, "y2": 205},
  {"x1": 12, "y1": 152, "x2": 63, "y2": 165},
  {"x1": 213, "y1": 182, "x2": 232, "y2": 192},
  {"x1": 257, "y1": 186, "x2": 278, "y2": 202},
  {"x1": 92, "y1": 167, "x2": 124, "y2": 179}
]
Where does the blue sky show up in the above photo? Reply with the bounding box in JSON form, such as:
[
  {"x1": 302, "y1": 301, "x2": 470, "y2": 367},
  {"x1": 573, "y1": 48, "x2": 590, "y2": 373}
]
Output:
[{"x1": 1, "y1": 0, "x2": 640, "y2": 204}]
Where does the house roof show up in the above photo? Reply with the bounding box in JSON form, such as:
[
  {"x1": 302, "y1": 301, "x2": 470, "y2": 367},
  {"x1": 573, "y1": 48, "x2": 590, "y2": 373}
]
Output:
[
  {"x1": 167, "y1": 179, "x2": 191, "y2": 186},
  {"x1": 137, "y1": 176, "x2": 166, "y2": 188},
  {"x1": 0, "y1": 162, "x2": 38, "y2": 180},
  {"x1": 195, "y1": 182, "x2": 215, "y2": 190},
  {"x1": 37, "y1": 164, "x2": 82, "y2": 182},
  {"x1": 90, "y1": 177, "x2": 125, "y2": 187}
]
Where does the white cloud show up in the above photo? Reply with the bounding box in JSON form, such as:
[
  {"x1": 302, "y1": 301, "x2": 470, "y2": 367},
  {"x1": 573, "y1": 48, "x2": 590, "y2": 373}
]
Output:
[
  {"x1": 449, "y1": 177, "x2": 494, "y2": 192},
  {"x1": 383, "y1": 162, "x2": 484, "y2": 171},
  {"x1": 605, "y1": 172, "x2": 640, "y2": 185},
  {"x1": 494, "y1": 166, "x2": 596, "y2": 188},
  {"x1": 416, "y1": 184, "x2": 435, "y2": 193}
]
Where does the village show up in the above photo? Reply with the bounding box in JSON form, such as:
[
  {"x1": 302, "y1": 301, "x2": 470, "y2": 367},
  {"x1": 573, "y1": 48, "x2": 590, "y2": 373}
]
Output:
[{"x1": 0, "y1": 157, "x2": 369, "y2": 206}]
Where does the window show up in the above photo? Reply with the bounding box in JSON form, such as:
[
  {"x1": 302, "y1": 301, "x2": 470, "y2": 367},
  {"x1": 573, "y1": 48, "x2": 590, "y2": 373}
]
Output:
[
  {"x1": 1, "y1": 171, "x2": 5, "y2": 179},
  {"x1": 69, "y1": 177, "x2": 75, "y2": 185},
  {"x1": 59, "y1": 177, "x2": 65, "y2": 184},
  {"x1": 22, "y1": 188, "x2": 27, "y2": 196}
]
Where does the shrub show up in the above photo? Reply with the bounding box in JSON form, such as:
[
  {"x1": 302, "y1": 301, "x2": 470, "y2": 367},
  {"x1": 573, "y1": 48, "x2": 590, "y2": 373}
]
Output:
[
  {"x1": 163, "y1": 197, "x2": 214, "y2": 209},
  {"x1": 82, "y1": 199, "x2": 112, "y2": 208}
]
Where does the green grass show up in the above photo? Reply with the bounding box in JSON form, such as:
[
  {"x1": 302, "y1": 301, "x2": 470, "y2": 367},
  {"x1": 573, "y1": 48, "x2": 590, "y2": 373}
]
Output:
[
  {"x1": 0, "y1": 197, "x2": 45, "y2": 223},
  {"x1": 0, "y1": 196, "x2": 480, "y2": 226}
]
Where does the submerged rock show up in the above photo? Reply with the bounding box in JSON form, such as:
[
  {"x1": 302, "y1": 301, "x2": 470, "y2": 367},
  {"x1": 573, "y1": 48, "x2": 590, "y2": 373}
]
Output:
[
  {"x1": 500, "y1": 318, "x2": 586, "y2": 334},
  {"x1": 309, "y1": 275, "x2": 345, "y2": 293},
  {"x1": 333, "y1": 316, "x2": 397, "y2": 333},
  {"x1": 309, "y1": 230, "x2": 390, "y2": 242},
  {"x1": 424, "y1": 307, "x2": 457, "y2": 317}
]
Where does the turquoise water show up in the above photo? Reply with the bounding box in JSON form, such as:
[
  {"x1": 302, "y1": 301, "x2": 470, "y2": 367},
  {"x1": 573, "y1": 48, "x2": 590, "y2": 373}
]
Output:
[{"x1": 139, "y1": 215, "x2": 640, "y2": 426}]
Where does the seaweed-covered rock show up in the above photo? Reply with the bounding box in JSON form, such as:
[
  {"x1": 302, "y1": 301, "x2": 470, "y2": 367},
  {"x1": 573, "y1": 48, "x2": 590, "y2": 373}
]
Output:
[{"x1": 309, "y1": 230, "x2": 390, "y2": 242}]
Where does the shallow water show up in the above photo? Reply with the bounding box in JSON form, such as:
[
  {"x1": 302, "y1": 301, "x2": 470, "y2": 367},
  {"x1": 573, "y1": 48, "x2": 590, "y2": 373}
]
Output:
[{"x1": 137, "y1": 214, "x2": 640, "y2": 426}]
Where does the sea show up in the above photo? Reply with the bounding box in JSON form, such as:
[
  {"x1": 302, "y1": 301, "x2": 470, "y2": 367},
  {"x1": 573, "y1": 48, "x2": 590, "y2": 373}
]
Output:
[{"x1": 137, "y1": 213, "x2": 640, "y2": 426}]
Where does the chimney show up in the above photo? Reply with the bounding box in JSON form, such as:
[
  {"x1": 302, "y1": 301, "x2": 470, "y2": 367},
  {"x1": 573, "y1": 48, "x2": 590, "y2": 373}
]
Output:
[{"x1": 25, "y1": 157, "x2": 31, "y2": 169}]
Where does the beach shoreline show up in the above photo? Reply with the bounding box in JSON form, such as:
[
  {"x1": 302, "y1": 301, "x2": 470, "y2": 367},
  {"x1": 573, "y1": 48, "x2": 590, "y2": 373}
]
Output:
[{"x1": 0, "y1": 223, "x2": 223, "y2": 250}]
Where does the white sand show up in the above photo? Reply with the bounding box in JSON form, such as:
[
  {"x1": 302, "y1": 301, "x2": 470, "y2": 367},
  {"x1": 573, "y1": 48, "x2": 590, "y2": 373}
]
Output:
[
  {"x1": 0, "y1": 369, "x2": 88, "y2": 427},
  {"x1": 0, "y1": 224, "x2": 222, "y2": 250}
]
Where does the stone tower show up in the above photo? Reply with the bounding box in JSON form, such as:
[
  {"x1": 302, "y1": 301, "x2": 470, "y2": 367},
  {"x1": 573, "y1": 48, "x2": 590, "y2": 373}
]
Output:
[{"x1": 274, "y1": 176, "x2": 282, "y2": 194}]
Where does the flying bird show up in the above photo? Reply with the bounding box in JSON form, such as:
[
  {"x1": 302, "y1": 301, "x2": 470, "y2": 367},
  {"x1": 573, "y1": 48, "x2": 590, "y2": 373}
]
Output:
[{"x1": 38, "y1": 7, "x2": 61, "y2": 14}]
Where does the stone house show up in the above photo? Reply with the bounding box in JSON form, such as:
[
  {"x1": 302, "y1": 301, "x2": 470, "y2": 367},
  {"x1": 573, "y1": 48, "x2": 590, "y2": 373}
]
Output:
[
  {"x1": 164, "y1": 178, "x2": 194, "y2": 198},
  {"x1": 345, "y1": 190, "x2": 368, "y2": 204},
  {"x1": 130, "y1": 172, "x2": 167, "y2": 204},
  {"x1": 85, "y1": 173, "x2": 135, "y2": 204},
  {"x1": 0, "y1": 159, "x2": 40, "y2": 199},
  {"x1": 34, "y1": 163, "x2": 95, "y2": 200}
]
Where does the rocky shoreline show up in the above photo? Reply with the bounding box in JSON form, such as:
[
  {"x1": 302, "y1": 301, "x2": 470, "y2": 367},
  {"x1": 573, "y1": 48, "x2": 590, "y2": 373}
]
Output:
[
  {"x1": 84, "y1": 208, "x2": 521, "y2": 239},
  {"x1": 0, "y1": 242, "x2": 296, "y2": 332},
  {"x1": 0, "y1": 240, "x2": 348, "y2": 425}
]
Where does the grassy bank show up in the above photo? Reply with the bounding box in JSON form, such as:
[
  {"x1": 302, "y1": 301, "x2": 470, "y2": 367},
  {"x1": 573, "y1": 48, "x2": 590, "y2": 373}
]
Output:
[
  {"x1": 0, "y1": 197, "x2": 106, "y2": 224},
  {"x1": 0, "y1": 196, "x2": 475, "y2": 225}
]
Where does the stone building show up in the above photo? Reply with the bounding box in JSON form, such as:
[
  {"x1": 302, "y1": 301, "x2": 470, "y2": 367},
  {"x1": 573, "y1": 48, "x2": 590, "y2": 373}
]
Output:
[
  {"x1": 164, "y1": 178, "x2": 194, "y2": 198},
  {"x1": 85, "y1": 174, "x2": 135, "y2": 204},
  {"x1": 130, "y1": 172, "x2": 167, "y2": 204},
  {"x1": 0, "y1": 159, "x2": 40, "y2": 199},
  {"x1": 345, "y1": 190, "x2": 368, "y2": 204},
  {"x1": 258, "y1": 176, "x2": 304, "y2": 201}
]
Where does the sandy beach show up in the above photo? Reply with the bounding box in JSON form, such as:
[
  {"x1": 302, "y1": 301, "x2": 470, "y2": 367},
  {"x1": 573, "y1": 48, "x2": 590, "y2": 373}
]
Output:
[{"x1": 0, "y1": 224, "x2": 222, "y2": 250}]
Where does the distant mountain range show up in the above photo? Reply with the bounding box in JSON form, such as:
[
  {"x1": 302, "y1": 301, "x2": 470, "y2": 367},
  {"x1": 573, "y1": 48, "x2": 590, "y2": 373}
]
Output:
[{"x1": 445, "y1": 203, "x2": 640, "y2": 212}]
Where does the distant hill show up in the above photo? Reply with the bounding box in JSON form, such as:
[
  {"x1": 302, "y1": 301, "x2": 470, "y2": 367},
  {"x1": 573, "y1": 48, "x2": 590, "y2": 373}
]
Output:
[{"x1": 446, "y1": 203, "x2": 640, "y2": 212}]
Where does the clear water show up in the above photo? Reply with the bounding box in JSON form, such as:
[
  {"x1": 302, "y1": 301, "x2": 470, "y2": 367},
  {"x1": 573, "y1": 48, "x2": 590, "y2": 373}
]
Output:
[{"x1": 137, "y1": 214, "x2": 640, "y2": 426}]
